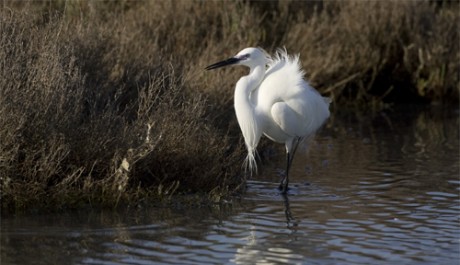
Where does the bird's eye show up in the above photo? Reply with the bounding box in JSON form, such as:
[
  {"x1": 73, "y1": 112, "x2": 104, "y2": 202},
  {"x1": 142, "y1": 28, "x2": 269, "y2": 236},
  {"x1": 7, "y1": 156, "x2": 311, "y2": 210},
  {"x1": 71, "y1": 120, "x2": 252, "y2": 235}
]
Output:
[{"x1": 239, "y1": 54, "x2": 250, "y2": 60}]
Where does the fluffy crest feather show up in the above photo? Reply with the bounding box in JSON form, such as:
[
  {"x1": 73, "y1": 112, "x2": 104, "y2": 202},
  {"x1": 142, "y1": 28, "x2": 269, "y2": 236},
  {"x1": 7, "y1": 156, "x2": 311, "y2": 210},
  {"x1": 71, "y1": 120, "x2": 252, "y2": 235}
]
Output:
[{"x1": 268, "y1": 47, "x2": 303, "y2": 72}]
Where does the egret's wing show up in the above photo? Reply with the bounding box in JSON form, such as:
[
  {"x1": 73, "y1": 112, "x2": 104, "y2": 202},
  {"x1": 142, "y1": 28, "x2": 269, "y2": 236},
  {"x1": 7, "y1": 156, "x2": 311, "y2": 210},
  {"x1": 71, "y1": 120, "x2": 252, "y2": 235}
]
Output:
[
  {"x1": 259, "y1": 49, "x2": 330, "y2": 136},
  {"x1": 270, "y1": 102, "x2": 302, "y2": 137}
]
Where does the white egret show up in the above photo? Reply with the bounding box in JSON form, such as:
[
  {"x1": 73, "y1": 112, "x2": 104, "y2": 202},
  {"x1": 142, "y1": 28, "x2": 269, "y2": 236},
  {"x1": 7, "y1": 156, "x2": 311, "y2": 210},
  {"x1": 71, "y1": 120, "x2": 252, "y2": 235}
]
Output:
[{"x1": 206, "y1": 47, "x2": 330, "y2": 193}]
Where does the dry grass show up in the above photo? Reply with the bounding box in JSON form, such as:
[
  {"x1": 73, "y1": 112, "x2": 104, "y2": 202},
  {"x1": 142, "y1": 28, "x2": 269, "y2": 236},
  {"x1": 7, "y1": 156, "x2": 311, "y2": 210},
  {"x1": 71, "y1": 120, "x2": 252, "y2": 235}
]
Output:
[
  {"x1": 1, "y1": 0, "x2": 458, "y2": 213},
  {"x1": 281, "y1": 1, "x2": 459, "y2": 105}
]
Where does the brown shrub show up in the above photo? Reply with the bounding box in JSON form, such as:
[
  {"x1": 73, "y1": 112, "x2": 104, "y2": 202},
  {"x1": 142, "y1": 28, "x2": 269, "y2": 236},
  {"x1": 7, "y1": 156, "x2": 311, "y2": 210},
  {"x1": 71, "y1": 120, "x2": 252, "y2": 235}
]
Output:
[
  {"x1": 281, "y1": 0, "x2": 459, "y2": 104},
  {"x1": 1, "y1": 0, "x2": 457, "y2": 212},
  {"x1": 0, "y1": 5, "x2": 246, "y2": 212}
]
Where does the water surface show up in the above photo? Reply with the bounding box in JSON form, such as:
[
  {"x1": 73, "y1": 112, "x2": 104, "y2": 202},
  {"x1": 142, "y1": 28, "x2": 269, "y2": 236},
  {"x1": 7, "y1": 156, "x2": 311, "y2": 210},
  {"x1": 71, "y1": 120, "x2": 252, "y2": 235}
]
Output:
[{"x1": 2, "y1": 106, "x2": 459, "y2": 264}]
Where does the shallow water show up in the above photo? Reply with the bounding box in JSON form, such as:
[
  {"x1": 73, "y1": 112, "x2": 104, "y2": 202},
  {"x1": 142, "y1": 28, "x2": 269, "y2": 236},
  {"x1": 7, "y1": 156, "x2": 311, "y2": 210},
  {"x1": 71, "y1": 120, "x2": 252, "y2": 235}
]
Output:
[{"x1": 2, "y1": 105, "x2": 459, "y2": 265}]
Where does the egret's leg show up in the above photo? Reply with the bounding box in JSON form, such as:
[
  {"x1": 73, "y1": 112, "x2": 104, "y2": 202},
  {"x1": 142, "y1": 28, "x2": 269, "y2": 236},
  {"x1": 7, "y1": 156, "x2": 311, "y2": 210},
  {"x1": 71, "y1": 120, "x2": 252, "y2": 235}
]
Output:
[
  {"x1": 279, "y1": 152, "x2": 291, "y2": 193},
  {"x1": 291, "y1": 137, "x2": 301, "y2": 159},
  {"x1": 279, "y1": 137, "x2": 302, "y2": 194}
]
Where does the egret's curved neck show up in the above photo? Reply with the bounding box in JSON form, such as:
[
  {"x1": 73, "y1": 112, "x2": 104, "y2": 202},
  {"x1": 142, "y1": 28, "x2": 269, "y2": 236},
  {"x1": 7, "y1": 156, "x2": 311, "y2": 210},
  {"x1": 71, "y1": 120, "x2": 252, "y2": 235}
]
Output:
[
  {"x1": 234, "y1": 65, "x2": 265, "y2": 104},
  {"x1": 234, "y1": 65, "x2": 265, "y2": 155}
]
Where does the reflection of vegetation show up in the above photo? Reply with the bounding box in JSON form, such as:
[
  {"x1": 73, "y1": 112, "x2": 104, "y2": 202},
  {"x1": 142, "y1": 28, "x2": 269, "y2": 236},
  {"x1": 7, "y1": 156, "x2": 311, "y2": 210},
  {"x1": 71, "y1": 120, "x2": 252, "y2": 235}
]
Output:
[
  {"x1": 1, "y1": 204, "x2": 239, "y2": 264},
  {"x1": 1, "y1": 1, "x2": 458, "y2": 213},
  {"x1": 321, "y1": 106, "x2": 459, "y2": 184}
]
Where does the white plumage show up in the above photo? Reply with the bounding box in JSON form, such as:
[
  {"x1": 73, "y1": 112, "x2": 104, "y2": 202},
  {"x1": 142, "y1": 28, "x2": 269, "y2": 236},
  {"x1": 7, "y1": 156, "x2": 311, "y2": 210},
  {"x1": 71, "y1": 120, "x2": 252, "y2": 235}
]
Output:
[{"x1": 206, "y1": 47, "x2": 330, "y2": 193}]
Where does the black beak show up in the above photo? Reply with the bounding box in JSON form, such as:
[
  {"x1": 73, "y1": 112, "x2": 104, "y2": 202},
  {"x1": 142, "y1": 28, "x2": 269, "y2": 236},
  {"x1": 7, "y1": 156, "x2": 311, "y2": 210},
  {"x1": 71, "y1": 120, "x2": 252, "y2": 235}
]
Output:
[{"x1": 205, "y1": 57, "x2": 241, "y2": 70}]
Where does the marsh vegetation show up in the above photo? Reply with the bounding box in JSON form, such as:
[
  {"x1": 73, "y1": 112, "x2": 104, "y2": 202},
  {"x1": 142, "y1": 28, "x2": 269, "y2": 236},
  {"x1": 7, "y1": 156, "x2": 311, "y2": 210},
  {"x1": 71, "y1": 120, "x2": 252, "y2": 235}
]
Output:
[{"x1": 1, "y1": 0, "x2": 458, "y2": 213}]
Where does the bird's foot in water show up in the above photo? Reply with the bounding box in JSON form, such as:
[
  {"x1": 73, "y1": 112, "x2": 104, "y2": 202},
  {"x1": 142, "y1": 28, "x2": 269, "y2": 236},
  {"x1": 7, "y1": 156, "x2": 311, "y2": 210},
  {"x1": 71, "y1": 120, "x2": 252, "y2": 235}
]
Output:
[{"x1": 278, "y1": 184, "x2": 289, "y2": 194}]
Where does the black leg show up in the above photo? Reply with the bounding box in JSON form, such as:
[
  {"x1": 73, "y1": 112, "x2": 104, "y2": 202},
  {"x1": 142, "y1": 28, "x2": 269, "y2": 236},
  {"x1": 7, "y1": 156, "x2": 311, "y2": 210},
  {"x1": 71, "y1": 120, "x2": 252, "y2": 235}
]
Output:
[
  {"x1": 279, "y1": 151, "x2": 292, "y2": 194},
  {"x1": 279, "y1": 137, "x2": 302, "y2": 194},
  {"x1": 282, "y1": 193, "x2": 295, "y2": 226},
  {"x1": 291, "y1": 137, "x2": 300, "y2": 159}
]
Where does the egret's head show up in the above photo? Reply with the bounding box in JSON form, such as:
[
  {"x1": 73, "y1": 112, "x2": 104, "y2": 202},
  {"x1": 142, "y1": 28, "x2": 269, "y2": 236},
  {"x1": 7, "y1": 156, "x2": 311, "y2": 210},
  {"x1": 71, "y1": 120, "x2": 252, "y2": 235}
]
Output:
[{"x1": 205, "y1": 47, "x2": 268, "y2": 71}]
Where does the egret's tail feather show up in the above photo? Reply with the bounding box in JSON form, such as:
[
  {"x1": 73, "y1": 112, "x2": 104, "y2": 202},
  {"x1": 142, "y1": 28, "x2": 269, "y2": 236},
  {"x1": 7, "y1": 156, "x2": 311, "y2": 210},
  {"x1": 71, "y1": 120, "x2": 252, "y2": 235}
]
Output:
[
  {"x1": 323, "y1": 97, "x2": 332, "y2": 104},
  {"x1": 242, "y1": 148, "x2": 258, "y2": 176}
]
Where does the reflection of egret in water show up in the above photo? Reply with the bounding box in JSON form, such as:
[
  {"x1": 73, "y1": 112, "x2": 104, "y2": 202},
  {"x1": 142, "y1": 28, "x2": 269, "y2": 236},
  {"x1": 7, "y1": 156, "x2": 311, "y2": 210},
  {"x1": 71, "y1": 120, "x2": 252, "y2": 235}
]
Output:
[
  {"x1": 282, "y1": 194, "x2": 298, "y2": 230},
  {"x1": 231, "y1": 194, "x2": 304, "y2": 264},
  {"x1": 232, "y1": 224, "x2": 260, "y2": 264}
]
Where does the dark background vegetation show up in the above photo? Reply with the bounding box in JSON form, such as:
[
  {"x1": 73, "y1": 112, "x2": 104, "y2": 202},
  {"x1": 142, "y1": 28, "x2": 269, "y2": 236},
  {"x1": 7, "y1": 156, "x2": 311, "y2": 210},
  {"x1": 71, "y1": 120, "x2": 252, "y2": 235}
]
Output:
[{"x1": 1, "y1": 0, "x2": 458, "y2": 213}]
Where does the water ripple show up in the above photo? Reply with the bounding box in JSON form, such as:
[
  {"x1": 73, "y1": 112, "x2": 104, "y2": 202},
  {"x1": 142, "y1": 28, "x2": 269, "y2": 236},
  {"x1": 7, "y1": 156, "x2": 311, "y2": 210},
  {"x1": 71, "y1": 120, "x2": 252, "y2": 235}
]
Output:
[{"x1": 2, "y1": 107, "x2": 459, "y2": 265}]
